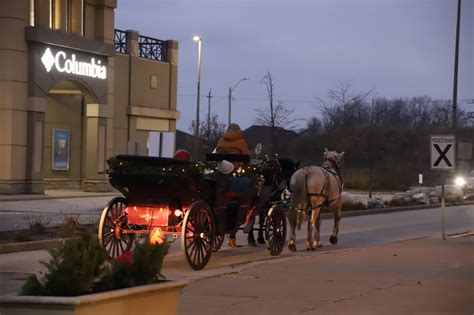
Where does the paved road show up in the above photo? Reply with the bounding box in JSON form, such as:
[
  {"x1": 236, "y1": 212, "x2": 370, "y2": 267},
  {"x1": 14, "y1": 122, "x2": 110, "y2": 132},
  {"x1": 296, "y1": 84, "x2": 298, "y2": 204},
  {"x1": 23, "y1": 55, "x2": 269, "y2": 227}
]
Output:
[{"x1": 0, "y1": 204, "x2": 472, "y2": 296}]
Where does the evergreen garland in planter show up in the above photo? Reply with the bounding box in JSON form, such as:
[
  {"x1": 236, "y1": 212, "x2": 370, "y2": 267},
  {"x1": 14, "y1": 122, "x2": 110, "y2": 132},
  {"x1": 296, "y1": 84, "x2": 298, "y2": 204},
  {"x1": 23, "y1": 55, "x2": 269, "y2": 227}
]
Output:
[
  {"x1": 21, "y1": 233, "x2": 108, "y2": 296},
  {"x1": 21, "y1": 233, "x2": 170, "y2": 297},
  {"x1": 94, "y1": 240, "x2": 169, "y2": 292}
]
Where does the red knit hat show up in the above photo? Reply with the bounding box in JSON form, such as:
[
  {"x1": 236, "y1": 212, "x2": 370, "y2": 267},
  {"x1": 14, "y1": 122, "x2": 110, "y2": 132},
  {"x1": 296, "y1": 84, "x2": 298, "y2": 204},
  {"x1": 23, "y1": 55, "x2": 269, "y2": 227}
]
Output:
[{"x1": 174, "y1": 149, "x2": 190, "y2": 160}]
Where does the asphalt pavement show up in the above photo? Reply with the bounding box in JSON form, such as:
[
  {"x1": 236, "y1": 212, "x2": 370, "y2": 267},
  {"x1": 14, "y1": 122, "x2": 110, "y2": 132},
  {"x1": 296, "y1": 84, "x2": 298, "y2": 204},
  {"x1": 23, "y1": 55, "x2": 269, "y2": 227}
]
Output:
[
  {"x1": 178, "y1": 235, "x2": 474, "y2": 315},
  {"x1": 0, "y1": 190, "x2": 473, "y2": 314}
]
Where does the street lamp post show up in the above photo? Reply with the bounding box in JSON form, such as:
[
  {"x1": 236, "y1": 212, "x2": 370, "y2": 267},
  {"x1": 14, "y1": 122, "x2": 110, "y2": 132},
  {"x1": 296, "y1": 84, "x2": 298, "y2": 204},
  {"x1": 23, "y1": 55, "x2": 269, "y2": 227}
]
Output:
[
  {"x1": 228, "y1": 77, "x2": 248, "y2": 126},
  {"x1": 193, "y1": 36, "x2": 202, "y2": 157}
]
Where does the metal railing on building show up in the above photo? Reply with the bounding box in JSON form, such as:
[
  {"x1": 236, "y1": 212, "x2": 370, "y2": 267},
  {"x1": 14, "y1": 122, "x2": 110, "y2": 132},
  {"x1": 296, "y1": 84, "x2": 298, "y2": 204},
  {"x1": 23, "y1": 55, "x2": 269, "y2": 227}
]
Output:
[
  {"x1": 138, "y1": 35, "x2": 168, "y2": 62},
  {"x1": 114, "y1": 29, "x2": 127, "y2": 54},
  {"x1": 114, "y1": 29, "x2": 168, "y2": 63}
]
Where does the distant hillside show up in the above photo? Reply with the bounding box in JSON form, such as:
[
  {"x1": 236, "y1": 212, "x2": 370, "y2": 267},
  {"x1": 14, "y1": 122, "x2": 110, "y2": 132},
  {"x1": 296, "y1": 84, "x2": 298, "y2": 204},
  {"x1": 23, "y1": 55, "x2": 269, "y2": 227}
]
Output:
[
  {"x1": 175, "y1": 129, "x2": 196, "y2": 153},
  {"x1": 242, "y1": 125, "x2": 298, "y2": 151}
]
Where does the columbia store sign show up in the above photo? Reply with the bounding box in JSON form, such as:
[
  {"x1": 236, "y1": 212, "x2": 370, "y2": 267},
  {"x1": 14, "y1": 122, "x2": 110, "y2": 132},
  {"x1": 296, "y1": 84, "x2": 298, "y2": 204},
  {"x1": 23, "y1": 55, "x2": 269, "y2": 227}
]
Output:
[{"x1": 41, "y1": 47, "x2": 107, "y2": 79}]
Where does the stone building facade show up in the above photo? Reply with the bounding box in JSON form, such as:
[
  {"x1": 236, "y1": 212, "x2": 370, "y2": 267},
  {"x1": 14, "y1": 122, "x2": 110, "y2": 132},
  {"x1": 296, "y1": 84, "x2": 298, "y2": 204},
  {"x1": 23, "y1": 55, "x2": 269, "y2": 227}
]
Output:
[{"x1": 0, "y1": 0, "x2": 180, "y2": 194}]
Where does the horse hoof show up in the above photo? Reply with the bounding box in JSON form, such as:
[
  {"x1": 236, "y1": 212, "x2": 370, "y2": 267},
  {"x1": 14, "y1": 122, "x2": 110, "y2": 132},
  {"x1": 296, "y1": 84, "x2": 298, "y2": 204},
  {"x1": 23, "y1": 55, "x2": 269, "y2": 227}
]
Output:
[
  {"x1": 329, "y1": 236, "x2": 338, "y2": 245},
  {"x1": 316, "y1": 243, "x2": 323, "y2": 248},
  {"x1": 257, "y1": 236, "x2": 265, "y2": 244},
  {"x1": 288, "y1": 244, "x2": 297, "y2": 252},
  {"x1": 306, "y1": 247, "x2": 315, "y2": 251}
]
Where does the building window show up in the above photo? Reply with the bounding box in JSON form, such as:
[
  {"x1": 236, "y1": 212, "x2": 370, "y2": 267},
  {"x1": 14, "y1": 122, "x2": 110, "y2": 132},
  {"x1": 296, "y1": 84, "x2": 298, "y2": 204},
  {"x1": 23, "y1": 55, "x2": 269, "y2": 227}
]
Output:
[
  {"x1": 70, "y1": 0, "x2": 85, "y2": 35},
  {"x1": 81, "y1": 0, "x2": 85, "y2": 36},
  {"x1": 48, "y1": 0, "x2": 85, "y2": 34},
  {"x1": 29, "y1": 0, "x2": 35, "y2": 26},
  {"x1": 66, "y1": 0, "x2": 70, "y2": 32},
  {"x1": 49, "y1": 0, "x2": 53, "y2": 28}
]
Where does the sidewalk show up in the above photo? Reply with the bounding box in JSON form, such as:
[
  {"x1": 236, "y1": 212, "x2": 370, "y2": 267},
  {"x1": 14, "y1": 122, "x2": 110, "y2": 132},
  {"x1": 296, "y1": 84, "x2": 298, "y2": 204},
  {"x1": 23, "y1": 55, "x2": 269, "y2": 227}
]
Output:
[
  {"x1": 0, "y1": 189, "x2": 119, "y2": 202},
  {"x1": 0, "y1": 190, "x2": 119, "y2": 231},
  {"x1": 177, "y1": 235, "x2": 474, "y2": 315}
]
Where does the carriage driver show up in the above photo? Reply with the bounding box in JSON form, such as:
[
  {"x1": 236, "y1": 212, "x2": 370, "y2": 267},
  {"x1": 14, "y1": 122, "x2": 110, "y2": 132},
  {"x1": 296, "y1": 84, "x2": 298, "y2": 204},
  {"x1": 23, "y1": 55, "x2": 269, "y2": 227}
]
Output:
[
  {"x1": 215, "y1": 123, "x2": 250, "y2": 248},
  {"x1": 216, "y1": 123, "x2": 250, "y2": 160}
]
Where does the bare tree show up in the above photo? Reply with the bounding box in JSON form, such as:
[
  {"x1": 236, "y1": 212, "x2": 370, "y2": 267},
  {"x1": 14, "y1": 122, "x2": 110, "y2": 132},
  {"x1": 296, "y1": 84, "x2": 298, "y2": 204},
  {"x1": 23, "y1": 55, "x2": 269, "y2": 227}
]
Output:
[
  {"x1": 189, "y1": 114, "x2": 226, "y2": 155},
  {"x1": 254, "y1": 101, "x2": 301, "y2": 130},
  {"x1": 317, "y1": 81, "x2": 373, "y2": 130},
  {"x1": 189, "y1": 114, "x2": 226, "y2": 141},
  {"x1": 256, "y1": 71, "x2": 302, "y2": 153},
  {"x1": 306, "y1": 116, "x2": 323, "y2": 135}
]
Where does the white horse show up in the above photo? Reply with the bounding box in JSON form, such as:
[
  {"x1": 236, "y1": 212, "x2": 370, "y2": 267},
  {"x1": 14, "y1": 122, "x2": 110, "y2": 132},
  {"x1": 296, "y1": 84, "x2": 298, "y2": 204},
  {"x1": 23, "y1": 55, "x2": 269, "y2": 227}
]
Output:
[{"x1": 287, "y1": 149, "x2": 344, "y2": 251}]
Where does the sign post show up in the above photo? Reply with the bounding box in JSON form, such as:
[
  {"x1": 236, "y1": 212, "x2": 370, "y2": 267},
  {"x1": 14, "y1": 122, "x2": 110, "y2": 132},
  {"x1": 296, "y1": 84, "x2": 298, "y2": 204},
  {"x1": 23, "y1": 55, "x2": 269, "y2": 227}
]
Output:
[{"x1": 430, "y1": 134, "x2": 455, "y2": 240}]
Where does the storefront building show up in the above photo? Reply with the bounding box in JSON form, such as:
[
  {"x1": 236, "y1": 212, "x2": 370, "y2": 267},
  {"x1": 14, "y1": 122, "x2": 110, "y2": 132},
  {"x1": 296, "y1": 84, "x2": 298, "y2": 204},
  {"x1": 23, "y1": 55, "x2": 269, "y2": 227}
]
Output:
[{"x1": 0, "y1": 0, "x2": 180, "y2": 194}]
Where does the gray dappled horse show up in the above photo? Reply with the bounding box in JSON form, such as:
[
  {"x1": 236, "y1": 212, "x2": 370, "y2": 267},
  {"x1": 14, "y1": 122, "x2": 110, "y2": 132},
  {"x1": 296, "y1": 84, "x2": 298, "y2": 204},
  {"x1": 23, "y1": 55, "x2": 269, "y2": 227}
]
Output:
[{"x1": 287, "y1": 149, "x2": 344, "y2": 251}]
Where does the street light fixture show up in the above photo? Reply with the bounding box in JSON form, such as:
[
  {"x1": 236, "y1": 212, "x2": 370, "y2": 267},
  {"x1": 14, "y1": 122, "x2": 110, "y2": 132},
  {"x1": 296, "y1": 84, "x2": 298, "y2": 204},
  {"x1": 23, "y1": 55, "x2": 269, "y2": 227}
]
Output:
[
  {"x1": 193, "y1": 36, "x2": 202, "y2": 156},
  {"x1": 228, "y1": 77, "x2": 249, "y2": 127}
]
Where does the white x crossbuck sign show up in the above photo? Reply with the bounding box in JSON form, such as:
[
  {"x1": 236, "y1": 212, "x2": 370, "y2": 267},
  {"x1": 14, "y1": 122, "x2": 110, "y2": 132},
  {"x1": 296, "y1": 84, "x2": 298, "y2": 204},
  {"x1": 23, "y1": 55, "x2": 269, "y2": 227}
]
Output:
[{"x1": 430, "y1": 135, "x2": 455, "y2": 170}]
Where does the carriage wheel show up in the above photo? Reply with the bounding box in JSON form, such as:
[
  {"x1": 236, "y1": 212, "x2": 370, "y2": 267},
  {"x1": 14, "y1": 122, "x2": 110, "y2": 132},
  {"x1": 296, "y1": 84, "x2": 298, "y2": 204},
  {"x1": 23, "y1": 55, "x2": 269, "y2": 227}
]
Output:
[
  {"x1": 181, "y1": 201, "x2": 215, "y2": 270},
  {"x1": 213, "y1": 234, "x2": 225, "y2": 252},
  {"x1": 98, "y1": 197, "x2": 134, "y2": 259},
  {"x1": 265, "y1": 205, "x2": 287, "y2": 256}
]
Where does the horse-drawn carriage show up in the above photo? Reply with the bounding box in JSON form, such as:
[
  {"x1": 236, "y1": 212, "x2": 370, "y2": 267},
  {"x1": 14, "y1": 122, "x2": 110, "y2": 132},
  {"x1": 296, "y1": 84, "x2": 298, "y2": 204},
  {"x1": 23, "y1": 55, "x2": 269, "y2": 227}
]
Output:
[{"x1": 98, "y1": 154, "x2": 289, "y2": 270}]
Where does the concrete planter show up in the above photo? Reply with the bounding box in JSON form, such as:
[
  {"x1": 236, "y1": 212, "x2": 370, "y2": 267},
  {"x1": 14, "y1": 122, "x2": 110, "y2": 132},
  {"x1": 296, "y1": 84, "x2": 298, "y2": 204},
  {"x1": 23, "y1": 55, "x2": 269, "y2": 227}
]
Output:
[{"x1": 0, "y1": 280, "x2": 188, "y2": 315}]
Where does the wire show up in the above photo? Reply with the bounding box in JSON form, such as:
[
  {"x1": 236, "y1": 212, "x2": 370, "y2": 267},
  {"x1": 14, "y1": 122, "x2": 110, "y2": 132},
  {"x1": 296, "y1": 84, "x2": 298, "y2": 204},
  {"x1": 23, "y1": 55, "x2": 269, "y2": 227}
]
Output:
[
  {"x1": 178, "y1": 93, "x2": 474, "y2": 105},
  {"x1": 177, "y1": 94, "x2": 317, "y2": 104}
]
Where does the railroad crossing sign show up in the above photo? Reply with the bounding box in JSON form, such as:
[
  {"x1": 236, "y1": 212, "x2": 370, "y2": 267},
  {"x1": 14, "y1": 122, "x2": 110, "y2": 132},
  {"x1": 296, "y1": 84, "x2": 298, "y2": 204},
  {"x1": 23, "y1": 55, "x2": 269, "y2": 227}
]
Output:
[{"x1": 430, "y1": 134, "x2": 455, "y2": 170}]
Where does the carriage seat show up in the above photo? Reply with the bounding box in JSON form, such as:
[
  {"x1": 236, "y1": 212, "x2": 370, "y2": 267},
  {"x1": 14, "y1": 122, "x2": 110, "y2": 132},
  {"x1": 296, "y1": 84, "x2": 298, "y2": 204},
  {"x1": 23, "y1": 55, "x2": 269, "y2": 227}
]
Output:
[{"x1": 204, "y1": 174, "x2": 256, "y2": 208}]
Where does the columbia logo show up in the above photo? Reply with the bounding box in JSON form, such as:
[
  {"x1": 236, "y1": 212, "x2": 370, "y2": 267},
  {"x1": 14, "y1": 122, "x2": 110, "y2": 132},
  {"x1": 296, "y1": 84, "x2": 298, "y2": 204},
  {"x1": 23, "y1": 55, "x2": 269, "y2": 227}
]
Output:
[{"x1": 41, "y1": 48, "x2": 55, "y2": 72}]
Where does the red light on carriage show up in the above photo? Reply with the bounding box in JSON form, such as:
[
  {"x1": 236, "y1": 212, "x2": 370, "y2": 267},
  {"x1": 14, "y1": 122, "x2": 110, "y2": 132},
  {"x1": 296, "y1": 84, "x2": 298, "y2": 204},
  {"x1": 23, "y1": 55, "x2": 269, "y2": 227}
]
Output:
[{"x1": 127, "y1": 205, "x2": 170, "y2": 227}]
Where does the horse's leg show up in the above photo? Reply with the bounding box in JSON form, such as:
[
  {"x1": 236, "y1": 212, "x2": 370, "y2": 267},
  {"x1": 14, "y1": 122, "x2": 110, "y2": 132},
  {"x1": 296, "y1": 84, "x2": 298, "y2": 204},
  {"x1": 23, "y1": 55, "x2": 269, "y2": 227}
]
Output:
[
  {"x1": 307, "y1": 205, "x2": 322, "y2": 250},
  {"x1": 247, "y1": 218, "x2": 256, "y2": 246},
  {"x1": 257, "y1": 211, "x2": 265, "y2": 244},
  {"x1": 329, "y1": 202, "x2": 342, "y2": 245},
  {"x1": 287, "y1": 206, "x2": 298, "y2": 252},
  {"x1": 315, "y1": 208, "x2": 322, "y2": 247},
  {"x1": 306, "y1": 207, "x2": 313, "y2": 250}
]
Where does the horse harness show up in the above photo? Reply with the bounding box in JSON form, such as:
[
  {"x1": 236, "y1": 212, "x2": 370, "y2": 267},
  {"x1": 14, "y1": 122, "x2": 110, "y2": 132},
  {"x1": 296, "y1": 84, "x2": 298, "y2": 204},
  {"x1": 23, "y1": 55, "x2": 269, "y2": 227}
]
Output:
[{"x1": 304, "y1": 159, "x2": 343, "y2": 210}]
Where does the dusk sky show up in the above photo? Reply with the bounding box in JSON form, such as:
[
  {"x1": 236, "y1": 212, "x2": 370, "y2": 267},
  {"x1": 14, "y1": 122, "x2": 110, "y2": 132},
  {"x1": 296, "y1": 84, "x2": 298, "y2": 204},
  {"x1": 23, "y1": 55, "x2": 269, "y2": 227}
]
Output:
[{"x1": 115, "y1": 0, "x2": 473, "y2": 131}]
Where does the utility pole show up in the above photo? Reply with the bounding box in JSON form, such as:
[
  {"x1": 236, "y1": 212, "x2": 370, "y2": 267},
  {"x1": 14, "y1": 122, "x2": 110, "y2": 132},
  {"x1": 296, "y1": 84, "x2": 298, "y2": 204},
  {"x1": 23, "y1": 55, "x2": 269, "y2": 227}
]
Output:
[
  {"x1": 452, "y1": 0, "x2": 461, "y2": 129},
  {"x1": 206, "y1": 89, "x2": 213, "y2": 141},
  {"x1": 228, "y1": 87, "x2": 232, "y2": 127}
]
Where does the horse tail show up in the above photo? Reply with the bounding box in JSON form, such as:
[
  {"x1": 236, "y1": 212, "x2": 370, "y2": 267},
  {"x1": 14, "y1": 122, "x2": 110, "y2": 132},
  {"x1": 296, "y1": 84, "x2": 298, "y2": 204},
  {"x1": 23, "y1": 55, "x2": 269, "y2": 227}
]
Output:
[{"x1": 289, "y1": 168, "x2": 307, "y2": 230}]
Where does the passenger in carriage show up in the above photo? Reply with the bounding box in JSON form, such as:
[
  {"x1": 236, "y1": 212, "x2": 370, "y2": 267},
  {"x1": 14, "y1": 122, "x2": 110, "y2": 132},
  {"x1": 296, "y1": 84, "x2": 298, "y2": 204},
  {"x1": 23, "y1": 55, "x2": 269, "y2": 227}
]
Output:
[
  {"x1": 215, "y1": 123, "x2": 250, "y2": 248},
  {"x1": 208, "y1": 160, "x2": 234, "y2": 206}
]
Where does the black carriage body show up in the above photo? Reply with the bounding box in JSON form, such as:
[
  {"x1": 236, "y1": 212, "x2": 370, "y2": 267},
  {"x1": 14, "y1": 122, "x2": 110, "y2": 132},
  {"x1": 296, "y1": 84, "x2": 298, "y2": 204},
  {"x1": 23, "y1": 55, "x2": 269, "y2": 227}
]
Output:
[
  {"x1": 108, "y1": 155, "x2": 203, "y2": 205},
  {"x1": 100, "y1": 154, "x2": 288, "y2": 270},
  {"x1": 107, "y1": 155, "x2": 256, "y2": 232}
]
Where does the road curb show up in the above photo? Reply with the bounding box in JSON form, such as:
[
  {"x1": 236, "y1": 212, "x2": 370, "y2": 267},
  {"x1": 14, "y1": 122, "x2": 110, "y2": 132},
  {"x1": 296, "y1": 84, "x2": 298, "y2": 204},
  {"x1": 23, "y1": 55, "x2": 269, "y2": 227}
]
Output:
[
  {"x1": 1, "y1": 201, "x2": 473, "y2": 255},
  {"x1": 321, "y1": 200, "x2": 474, "y2": 219},
  {"x1": 0, "y1": 238, "x2": 67, "y2": 254}
]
